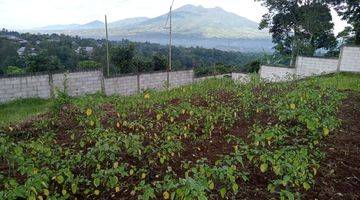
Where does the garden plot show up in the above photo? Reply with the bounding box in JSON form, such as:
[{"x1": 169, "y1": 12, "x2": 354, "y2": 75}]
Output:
[{"x1": 0, "y1": 76, "x2": 359, "y2": 200}]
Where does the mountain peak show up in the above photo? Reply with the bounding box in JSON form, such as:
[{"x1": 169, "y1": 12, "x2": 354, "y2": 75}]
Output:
[{"x1": 175, "y1": 4, "x2": 206, "y2": 12}]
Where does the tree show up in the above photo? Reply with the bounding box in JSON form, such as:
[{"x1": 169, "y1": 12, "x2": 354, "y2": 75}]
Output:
[
  {"x1": 26, "y1": 51, "x2": 63, "y2": 72},
  {"x1": 77, "y1": 60, "x2": 101, "y2": 70},
  {"x1": 110, "y1": 43, "x2": 136, "y2": 74},
  {"x1": 152, "y1": 53, "x2": 167, "y2": 71},
  {"x1": 327, "y1": 0, "x2": 360, "y2": 45},
  {"x1": 257, "y1": 0, "x2": 337, "y2": 65}
]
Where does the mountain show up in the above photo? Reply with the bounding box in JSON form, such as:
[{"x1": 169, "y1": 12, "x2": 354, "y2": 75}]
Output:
[
  {"x1": 123, "y1": 5, "x2": 267, "y2": 39},
  {"x1": 39, "y1": 20, "x2": 104, "y2": 30},
  {"x1": 32, "y1": 4, "x2": 273, "y2": 52},
  {"x1": 109, "y1": 17, "x2": 149, "y2": 28},
  {"x1": 79, "y1": 20, "x2": 104, "y2": 29}
]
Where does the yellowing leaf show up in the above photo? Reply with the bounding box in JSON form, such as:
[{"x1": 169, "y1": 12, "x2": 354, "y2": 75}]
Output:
[
  {"x1": 116, "y1": 122, "x2": 120, "y2": 128},
  {"x1": 232, "y1": 183, "x2": 239, "y2": 192},
  {"x1": 43, "y1": 189, "x2": 49, "y2": 196},
  {"x1": 94, "y1": 190, "x2": 100, "y2": 196},
  {"x1": 129, "y1": 169, "x2": 134, "y2": 175},
  {"x1": 312, "y1": 167, "x2": 317, "y2": 175},
  {"x1": 56, "y1": 175, "x2": 64, "y2": 184},
  {"x1": 89, "y1": 120, "x2": 95, "y2": 126},
  {"x1": 115, "y1": 186, "x2": 120, "y2": 193},
  {"x1": 323, "y1": 128, "x2": 330, "y2": 136},
  {"x1": 170, "y1": 117, "x2": 174, "y2": 122},
  {"x1": 113, "y1": 161, "x2": 119, "y2": 169},
  {"x1": 260, "y1": 163, "x2": 268, "y2": 173},
  {"x1": 144, "y1": 93, "x2": 150, "y2": 99},
  {"x1": 163, "y1": 191, "x2": 170, "y2": 199},
  {"x1": 86, "y1": 108, "x2": 93, "y2": 116},
  {"x1": 160, "y1": 157, "x2": 165, "y2": 164},
  {"x1": 141, "y1": 173, "x2": 146, "y2": 179},
  {"x1": 181, "y1": 109, "x2": 186, "y2": 114},
  {"x1": 208, "y1": 181, "x2": 215, "y2": 190},
  {"x1": 62, "y1": 189, "x2": 67, "y2": 196},
  {"x1": 273, "y1": 165, "x2": 281, "y2": 175},
  {"x1": 9, "y1": 126, "x2": 13, "y2": 132},
  {"x1": 290, "y1": 103, "x2": 296, "y2": 110},
  {"x1": 38, "y1": 196, "x2": 43, "y2": 200},
  {"x1": 71, "y1": 183, "x2": 77, "y2": 194},
  {"x1": 303, "y1": 182, "x2": 311, "y2": 190},
  {"x1": 156, "y1": 114, "x2": 162, "y2": 121}
]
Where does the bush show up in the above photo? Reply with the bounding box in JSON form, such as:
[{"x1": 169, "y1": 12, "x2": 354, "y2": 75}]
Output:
[
  {"x1": 194, "y1": 65, "x2": 233, "y2": 77},
  {"x1": 243, "y1": 60, "x2": 261, "y2": 73},
  {"x1": 3, "y1": 66, "x2": 25, "y2": 75},
  {"x1": 77, "y1": 60, "x2": 102, "y2": 70}
]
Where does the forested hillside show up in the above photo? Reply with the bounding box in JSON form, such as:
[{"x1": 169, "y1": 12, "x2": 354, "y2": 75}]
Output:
[{"x1": 0, "y1": 29, "x2": 261, "y2": 76}]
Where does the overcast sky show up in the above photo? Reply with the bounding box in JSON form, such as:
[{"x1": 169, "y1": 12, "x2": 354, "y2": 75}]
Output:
[{"x1": 0, "y1": 0, "x2": 348, "y2": 33}]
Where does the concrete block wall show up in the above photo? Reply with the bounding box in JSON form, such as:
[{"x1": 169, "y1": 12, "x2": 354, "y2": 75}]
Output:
[
  {"x1": 0, "y1": 75, "x2": 51, "y2": 103},
  {"x1": 104, "y1": 75, "x2": 138, "y2": 96},
  {"x1": 259, "y1": 66, "x2": 295, "y2": 82},
  {"x1": 296, "y1": 56, "x2": 339, "y2": 77},
  {"x1": 140, "y1": 71, "x2": 168, "y2": 91},
  {"x1": 169, "y1": 70, "x2": 193, "y2": 87},
  {"x1": 339, "y1": 46, "x2": 360, "y2": 72},
  {"x1": 231, "y1": 73, "x2": 251, "y2": 83},
  {"x1": 52, "y1": 71, "x2": 103, "y2": 96}
]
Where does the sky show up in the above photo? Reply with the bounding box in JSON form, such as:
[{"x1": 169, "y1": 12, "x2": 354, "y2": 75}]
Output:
[{"x1": 0, "y1": 0, "x2": 348, "y2": 33}]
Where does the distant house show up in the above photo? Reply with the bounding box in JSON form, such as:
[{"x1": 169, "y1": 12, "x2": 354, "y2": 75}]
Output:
[
  {"x1": 17, "y1": 47, "x2": 37, "y2": 57},
  {"x1": 5, "y1": 35, "x2": 19, "y2": 40},
  {"x1": 17, "y1": 47, "x2": 26, "y2": 56},
  {"x1": 76, "y1": 47, "x2": 94, "y2": 56},
  {"x1": 19, "y1": 40, "x2": 28, "y2": 44},
  {"x1": 29, "y1": 48, "x2": 37, "y2": 56}
]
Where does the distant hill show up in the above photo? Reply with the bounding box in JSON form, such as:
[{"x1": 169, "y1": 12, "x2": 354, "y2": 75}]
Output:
[
  {"x1": 32, "y1": 4, "x2": 273, "y2": 52},
  {"x1": 109, "y1": 17, "x2": 149, "y2": 28}
]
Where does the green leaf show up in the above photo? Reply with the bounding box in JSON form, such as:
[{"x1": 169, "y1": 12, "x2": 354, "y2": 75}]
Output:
[
  {"x1": 93, "y1": 178, "x2": 101, "y2": 187},
  {"x1": 220, "y1": 187, "x2": 226, "y2": 198}
]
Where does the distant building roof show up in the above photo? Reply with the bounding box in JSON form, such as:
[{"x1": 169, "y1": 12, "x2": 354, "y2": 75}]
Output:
[
  {"x1": 75, "y1": 46, "x2": 94, "y2": 54},
  {"x1": 17, "y1": 47, "x2": 26, "y2": 56}
]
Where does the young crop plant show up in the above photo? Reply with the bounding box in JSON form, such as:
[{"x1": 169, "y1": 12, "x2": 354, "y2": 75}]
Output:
[{"x1": 0, "y1": 76, "x2": 348, "y2": 200}]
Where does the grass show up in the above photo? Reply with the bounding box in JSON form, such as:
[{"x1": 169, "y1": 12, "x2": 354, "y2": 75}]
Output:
[
  {"x1": 316, "y1": 72, "x2": 360, "y2": 92},
  {"x1": 0, "y1": 98, "x2": 51, "y2": 127}
]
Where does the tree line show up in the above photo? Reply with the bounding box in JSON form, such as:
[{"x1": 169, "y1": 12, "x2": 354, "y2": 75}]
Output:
[{"x1": 0, "y1": 29, "x2": 261, "y2": 76}]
